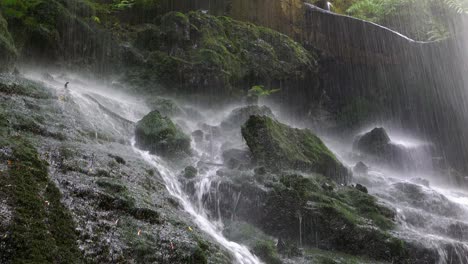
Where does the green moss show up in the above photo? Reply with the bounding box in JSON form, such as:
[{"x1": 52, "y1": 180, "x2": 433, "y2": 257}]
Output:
[
  {"x1": 339, "y1": 188, "x2": 395, "y2": 230},
  {"x1": 223, "y1": 221, "x2": 282, "y2": 264},
  {"x1": 183, "y1": 166, "x2": 198, "y2": 179},
  {"x1": 135, "y1": 110, "x2": 191, "y2": 158},
  {"x1": 0, "y1": 75, "x2": 52, "y2": 99},
  {"x1": 0, "y1": 136, "x2": 83, "y2": 263},
  {"x1": 242, "y1": 115, "x2": 350, "y2": 183},
  {"x1": 278, "y1": 174, "x2": 394, "y2": 230},
  {"x1": 96, "y1": 179, "x2": 128, "y2": 193},
  {"x1": 252, "y1": 240, "x2": 282, "y2": 264},
  {"x1": 133, "y1": 10, "x2": 315, "y2": 94},
  {"x1": 264, "y1": 173, "x2": 406, "y2": 261},
  {"x1": 305, "y1": 247, "x2": 388, "y2": 264},
  {"x1": 191, "y1": 245, "x2": 208, "y2": 264}
]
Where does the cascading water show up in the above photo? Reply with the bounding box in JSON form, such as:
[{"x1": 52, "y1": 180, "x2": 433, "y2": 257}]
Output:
[
  {"x1": 27, "y1": 72, "x2": 468, "y2": 263},
  {"x1": 28, "y1": 72, "x2": 261, "y2": 264},
  {"x1": 329, "y1": 129, "x2": 468, "y2": 264},
  {"x1": 131, "y1": 143, "x2": 261, "y2": 264}
]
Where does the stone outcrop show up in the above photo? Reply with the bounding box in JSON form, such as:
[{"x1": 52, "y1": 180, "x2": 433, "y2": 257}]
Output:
[
  {"x1": 353, "y1": 127, "x2": 435, "y2": 172},
  {"x1": 135, "y1": 111, "x2": 191, "y2": 158},
  {"x1": 242, "y1": 115, "x2": 351, "y2": 183}
]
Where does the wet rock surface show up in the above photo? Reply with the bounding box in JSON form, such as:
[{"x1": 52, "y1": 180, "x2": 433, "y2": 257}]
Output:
[
  {"x1": 135, "y1": 110, "x2": 191, "y2": 159},
  {"x1": 200, "y1": 172, "x2": 406, "y2": 262},
  {"x1": 0, "y1": 74, "x2": 231, "y2": 263},
  {"x1": 242, "y1": 115, "x2": 351, "y2": 184},
  {"x1": 353, "y1": 127, "x2": 435, "y2": 172}
]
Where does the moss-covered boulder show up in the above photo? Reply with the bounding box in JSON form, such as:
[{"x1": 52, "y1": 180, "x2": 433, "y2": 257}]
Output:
[
  {"x1": 0, "y1": 11, "x2": 17, "y2": 71},
  {"x1": 135, "y1": 110, "x2": 191, "y2": 158},
  {"x1": 133, "y1": 10, "x2": 315, "y2": 94},
  {"x1": 242, "y1": 115, "x2": 351, "y2": 184},
  {"x1": 207, "y1": 173, "x2": 405, "y2": 262}
]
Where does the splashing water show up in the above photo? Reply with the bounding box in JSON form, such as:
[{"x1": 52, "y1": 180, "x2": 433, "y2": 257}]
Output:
[
  {"x1": 132, "y1": 140, "x2": 261, "y2": 264},
  {"x1": 25, "y1": 72, "x2": 261, "y2": 264},
  {"x1": 27, "y1": 71, "x2": 468, "y2": 263}
]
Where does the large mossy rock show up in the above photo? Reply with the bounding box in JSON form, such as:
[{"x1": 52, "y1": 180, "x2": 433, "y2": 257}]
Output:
[
  {"x1": 242, "y1": 115, "x2": 351, "y2": 184},
  {"x1": 135, "y1": 111, "x2": 191, "y2": 158},
  {"x1": 203, "y1": 173, "x2": 407, "y2": 262},
  {"x1": 133, "y1": 10, "x2": 315, "y2": 94},
  {"x1": 0, "y1": 12, "x2": 17, "y2": 72}
]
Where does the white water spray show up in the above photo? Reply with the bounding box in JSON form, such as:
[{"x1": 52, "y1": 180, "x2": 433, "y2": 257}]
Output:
[
  {"x1": 28, "y1": 72, "x2": 261, "y2": 264},
  {"x1": 132, "y1": 140, "x2": 261, "y2": 264}
]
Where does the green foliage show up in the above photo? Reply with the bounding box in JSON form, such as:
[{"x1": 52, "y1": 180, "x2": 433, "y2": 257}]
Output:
[
  {"x1": 91, "y1": 15, "x2": 100, "y2": 23},
  {"x1": 248, "y1": 85, "x2": 281, "y2": 97},
  {"x1": 113, "y1": 0, "x2": 135, "y2": 10},
  {"x1": 223, "y1": 221, "x2": 283, "y2": 264},
  {"x1": 252, "y1": 240, "x2": 282, "y2": 264},
  {"x1": 444, "y1": 0, "x2": 468, "y2": 13},
  {"x1": 344, "y1": 0, "x2": 466, "y2": 40},
  {"x1": 112, "y1": 0, "x2": 159, "y2": 10}
]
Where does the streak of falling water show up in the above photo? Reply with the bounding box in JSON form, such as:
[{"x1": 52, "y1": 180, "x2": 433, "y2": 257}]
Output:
[
  {"x1": 132, "y1": 141, "x2": 261, "y2": 264},
  {"x1": 28, "y1": 72, "x2": 261, "y2": 264}
]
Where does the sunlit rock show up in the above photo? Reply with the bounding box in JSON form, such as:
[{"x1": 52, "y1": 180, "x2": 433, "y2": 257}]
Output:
[
  {"x1": 242, "y1": 115, "x2": 351, "y2": 184},
  {"x1": 135, "y1": 110, "x2": 191, "y2": 158}
]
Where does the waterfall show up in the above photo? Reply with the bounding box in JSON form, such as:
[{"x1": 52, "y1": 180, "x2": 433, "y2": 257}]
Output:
[
  {"x1": 132, "y1": 140, "x2": 261, "y2": 264},
  {"x1": 28, "y1": 72, "x2": 261, "y2": 264},
  {"x1": 29, "y1": 72, "x2": 468, "y2": 263}
]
